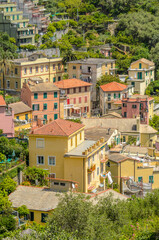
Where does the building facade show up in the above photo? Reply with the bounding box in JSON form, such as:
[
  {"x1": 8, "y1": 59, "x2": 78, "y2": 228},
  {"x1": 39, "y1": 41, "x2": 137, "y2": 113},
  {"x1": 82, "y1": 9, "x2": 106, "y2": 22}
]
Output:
[
  {"x1": 0, "y1": 95, "x2": 14, "y2": 137},
  {"x1": 21, "y1": 81, "x2": 60, "y2": 122},
  {"x1": 0, "y1": 0, "x2": 36, "y2": 45},
  {"x1": 100, "y1": 81, "x2": 134, "y2": 115},
  {"x1": 54, "y1": 79, "x2": 92, "y2": 118},
  {"x1": 67, "y1": 58, "x2": 116, "y2": 106},
  {"x1": 0, "y1": 53, "x2": 64, "y2": 92},
  {"x1": 127, "y1": 58, "x2": 155, "y2": 95},
  {"x1": 122, "y1": 95, "x2": 154, "y2": 124},
  {"x1": 29, "y1": 118, "x2": 112, "y2": 193}
]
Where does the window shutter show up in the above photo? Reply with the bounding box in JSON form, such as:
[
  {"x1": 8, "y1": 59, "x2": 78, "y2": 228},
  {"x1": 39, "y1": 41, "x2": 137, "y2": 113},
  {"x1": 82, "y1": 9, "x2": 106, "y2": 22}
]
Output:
[
  {"x1": 38, "y1": 104, "x2": 39, "y2": 110},
  {"x1": 32, "y1": 105, "x2": 34, "y2": 110}
]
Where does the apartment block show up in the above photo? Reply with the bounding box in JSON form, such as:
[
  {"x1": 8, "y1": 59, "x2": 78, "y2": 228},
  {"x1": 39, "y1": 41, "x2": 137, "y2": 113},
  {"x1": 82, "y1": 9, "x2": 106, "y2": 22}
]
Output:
[
  {"x1": 0, "y1": 53, "x2": 64, "y2": 92},
  {"x1": 67, "y1": 58, "x2": 116, "y2": 107},
  {"x1": 54, "y1": 79, "x2": 92, "y2": 118},
  {"x1": 127, "y1": 58, "x2": 155, "y2": 95},
  {"x1": 21, "y1": 81, "x2": 60, "y2": 122}
]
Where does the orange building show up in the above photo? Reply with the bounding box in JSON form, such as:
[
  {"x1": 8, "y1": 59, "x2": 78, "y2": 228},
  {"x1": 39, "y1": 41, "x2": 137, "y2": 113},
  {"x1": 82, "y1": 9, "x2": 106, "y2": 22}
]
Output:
[
  {"x1": 21, "y1": 81, "x2": 60, "y2": 123},
  {"x1": 54, "y1": 79, "x2": 92, "y2": 118}
]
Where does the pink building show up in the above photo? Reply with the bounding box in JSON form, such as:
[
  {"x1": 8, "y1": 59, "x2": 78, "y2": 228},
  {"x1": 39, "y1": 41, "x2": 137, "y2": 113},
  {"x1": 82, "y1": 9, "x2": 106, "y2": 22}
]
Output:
[
  {"x1": 100, "y1": 45, "x2": 112, "y2": 57},
  {"x1": 21, "y1": 81, "x2": 60, "y2": 123},
  {"x1": 0, "y1": 96, "x2": 14, "y2": 137},
  {"x1": 122, "y1": 95, "x2": 154, "y2": 124}
]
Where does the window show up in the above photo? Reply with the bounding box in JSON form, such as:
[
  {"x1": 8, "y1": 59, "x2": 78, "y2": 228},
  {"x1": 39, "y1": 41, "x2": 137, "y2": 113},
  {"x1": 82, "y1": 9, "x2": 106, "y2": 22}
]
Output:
[
  {"x1": 107, "y1": 161, "x2": 110, "y2": 167},
  {"x1": 124, "y1": 112, "x2": 127, "y2": 117},
  {"x1": 149, "y1": 176, "x2": 154, "y2": 183},
  {"x1": 34, "y1": 115, "x2": 37, "y2": 121},
  {"x1": 118, "y1": 93, "x2": 121, "y2": 98},
  {"x1": 60, "y1": 182, "x2": 65, "y2": 186},
  {"x1": 132, "y1": 105, "x2": 137, "y2": 109},
  {"x1": 30, "y1": 67, "x2": 32, "y2": 74},
  {"x1": 123, "y1": 103, "x2": 127, "y2": 107},
  {"x1": 53, "y1": 64, "x2": 56, "y2": 70},
  {"x1": 24, "y1": 68, "x2": 27, "y2": 75},
  {"x1": 36, "y1": 138, "x2": 44, "y2": 148},
  {"x1": 41, "y1": 66, "x2": 43, "y2": 72},
  {"x1": 43, "y1": 103, "x2": 47, "y2": 110},
  {"x1": 71, "y1": 138, "x2": 73, "y2": 146},
  {"x1": 32, "y1": 104, "x2": 39, "y2": 111},
  {"x1": 84, "y1": 96, "x2": 87, "y2": 103},
  {"x1": 25, "y1": 114, "x2": 28, "y2": 121},
  {"x1": 79, "y1": 97, "x2": 81, "y2": 103},
  {"x1": 123, "y1": 136, "x2": 126, "y2": 142},
  {"x1": 97, "y1": 167, "x2": 99, "y2": 176},
  {"x1": 73, "y1": 66, "x2": 76, "y2": 69},
  {"x1": 79, "y1": 87, "x2": 81, "y2": 93},
  {"x1": 16, "y1": 116, "x2": 19, "y2": 120},
  {"x1": 34, "y1": 93, "x2": 38, "y2": 99},
  {"x1": 15, "y1": 81, "x2": 18, "y2": 89},
  {"x1": 67, "y1": 89, "x2": 70, "y2": 94},
  {"x1": 41, "y1": 213, "x2": 48, "y2": 223},
  {"x1": 131, "y1": 82, "x2": 135, "y2": 86},
  {"x1": 58, "y1": 76, "x2": 61, "y2": 81},
  {"x1": 36, "y1": 66, "x2": 38, "y2": 73},
  {"x1": 37, "y1": 156, "x2": 44, "y2": 165},
  {"x1": 114, "y1": 93, "x2": 116, "y2": 99},
  {"x1": 48, "y1": 156, "x2": 56, "y2": 166},
  {"x1": 46, "y1": 65, "x2": 48, "y2": 72},
  {"x1": 58, "y1": 63, "x2": 61, "y2": 70},
  {"x1": 73, "y1": 74, "x2": 76, "y2": 78},
  {"x1": 44, "y1": 115, "x2": 47, "y2": 120},
  {"x1": 49, "y1": 173, "x2": 56, "y2": 178},
  {"x1": 139, "y1": 63, "x2": 142, "y2": 69},
  {"x1": 137, "y1": 72, "x2": 142, "y2": 79},
  {"x1": 17, "y1": 15, "x2": 19, "y2": 20},
  {"x1": 6, "y1": 7, "x2": 8, "y2": 12},
  {"x1": 151, "y1": 70, "x2": 152, "y2": 76},
  {"x1": 53, "y1": 77, "x2": 56, "y2": 82},
  {"x1": 85, "y1": 86, "x2": 87, "y2": 92},
  {"x1": 54, "y1": 182, "x2": 59, "y2": 185},
  {"x1": 54, "y1": 102, "x2": 58, "y2": 109},
  {"x1": 11, "y1": 7, "x2": 13, "y2": 11},
  {"x1": 15, "y1": 68, "x2": 18, "y2": 75},
  {"x1": 7, "y1": 80, "x2": 10, "y2": 88},
  {"x1": 67, "y1": 99, "x2": 70, "y2": 105},
  {"x1": 111, "y1": 63, "x2": 113, "y2": 68},
  {"x1": 54, "y1": 92, "x2": 58, "y2": 98},
  {"x1": 12, "y1": 15, "x2": 14, "y2": 20},
  {"x1": 146, "y1": 71, "x2": 148, "y2": 76},
  {"x1": 54, "y1": 114, "x2": 58, "y2": 120},
  {"x1": 73, "y1": 98, "x2": 76, "y2": 104},
  {"x1": 138, "y1": 176, "x2": 143, "y2": 182},
  {"x1": 43, "y1": 93, "x2": 47, "y2": 99},
  {"x1": 73, "y1": 88, "x2": 76, "y2": 93},
  {"x1": 30, "y1": 212, "x2": 34, "y2": 221},
  {"x1": 80, "y1": 65, "x2": 82, "y2": 70}
]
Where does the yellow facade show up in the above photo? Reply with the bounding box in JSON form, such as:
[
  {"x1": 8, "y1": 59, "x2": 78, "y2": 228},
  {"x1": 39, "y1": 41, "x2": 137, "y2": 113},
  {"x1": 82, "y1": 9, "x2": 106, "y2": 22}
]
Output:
[
  {"x1": 140, "y1": 133, "x2": 157, "y2": 147},
  {"x1": 0, "y1": 56, "x2": 64, "y2": 92},
  {"x1": 28, "y1": 210, "x2": 53, "y2": 224},
  {"x1": 29, "y1": 126, "x2": 108, "y2": 192},
  {"x1": 148, "y1": 99, "x2": 154, "y2": 119}
]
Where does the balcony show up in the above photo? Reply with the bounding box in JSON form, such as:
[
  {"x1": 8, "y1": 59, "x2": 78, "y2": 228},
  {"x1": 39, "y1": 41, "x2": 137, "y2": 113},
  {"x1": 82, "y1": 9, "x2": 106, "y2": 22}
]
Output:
[
  {"x1": 100, "y1": 155, "x2": 108, "y2": 163},
  {"x1": 100, "y1": 172, "x2": 107, "y2": 179},
  {"x1": 87, "y1": 164, "x2": 96, "y2": 173},
  {"x1": 64, "y1": 104, "x2": 74, "y2": 109},
  {"x1": 81, "y1": 70, "x2": 92, "y2": 75}
]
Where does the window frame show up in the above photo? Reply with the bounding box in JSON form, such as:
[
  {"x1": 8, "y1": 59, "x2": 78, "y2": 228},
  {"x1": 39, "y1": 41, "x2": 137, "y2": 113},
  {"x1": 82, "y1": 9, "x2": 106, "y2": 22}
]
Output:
[
  {"x1": 37, "y1": 155, "x2": 44, "y2": 165},
  {"x1": 36, "y1": 138, "x2": 45, "y2": 148},
  {"x1": 48, "y1": 156, "x2": 56, "y2": 166}
]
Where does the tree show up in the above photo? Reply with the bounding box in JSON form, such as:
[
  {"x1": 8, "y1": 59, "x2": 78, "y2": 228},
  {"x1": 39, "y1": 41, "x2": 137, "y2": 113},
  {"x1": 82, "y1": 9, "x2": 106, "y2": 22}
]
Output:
[
  {"x1": 150, "y1": 115, "x2": 159, "y2": 132},
  {"x1": 0, "y1": 176, "x2": 16, "y2": 195},
  {"x1": 62, "y1": 49, "x2": 77, "y2": 64},
  {"x1": 17, "y1": 205, "x2": 29, "y2": 218},
  {"x1": 24, "y1": 167, "x2": 49, "y2": 186}
]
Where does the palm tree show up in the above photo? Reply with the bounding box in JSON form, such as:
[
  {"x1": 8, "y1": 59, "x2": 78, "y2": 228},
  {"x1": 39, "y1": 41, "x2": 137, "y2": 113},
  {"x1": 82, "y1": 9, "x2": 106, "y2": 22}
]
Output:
[{"x1": 62, "y1": 48, "x2": 77, "y2": 65}]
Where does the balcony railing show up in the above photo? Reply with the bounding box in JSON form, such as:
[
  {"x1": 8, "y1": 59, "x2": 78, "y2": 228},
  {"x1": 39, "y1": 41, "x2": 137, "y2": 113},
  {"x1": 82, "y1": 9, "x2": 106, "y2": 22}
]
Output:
[
  {"x1": 87, "y1": 164, "x2": 96, "y2": 173},
  {"x1": 100, "y1": 155, "x2": 108, "y2": 163}
]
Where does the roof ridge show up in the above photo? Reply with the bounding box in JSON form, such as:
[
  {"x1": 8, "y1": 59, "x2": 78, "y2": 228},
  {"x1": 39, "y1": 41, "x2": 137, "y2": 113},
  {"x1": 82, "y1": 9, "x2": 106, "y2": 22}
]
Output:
[
  {"x1": 33, "y1": 120, "x2": 54, "y2": 133},
  {"x1": 54, "y1": 120, "x2": 69, "y2": 136}
]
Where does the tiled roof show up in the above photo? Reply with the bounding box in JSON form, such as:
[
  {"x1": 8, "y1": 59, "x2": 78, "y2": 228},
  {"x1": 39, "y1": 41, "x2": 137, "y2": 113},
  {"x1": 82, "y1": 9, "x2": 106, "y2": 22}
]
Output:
[
  {"x1": 27, "y1": 82, "x2": 59, "y2": 92},
  {"x1": 9, "y1": 101, "x2": 32, "y2": 115},
  {"x1": 0, "y1": 95, "x2": 6, "y2": 106},
  {"x1": 140, "y1": 124, "x2": 157, "y2": 134},
  {"x1": 122, "y1": 95, "x2": 154, "y2": 102},
  {"x1": 100, "y1": 82, "x2": 127, "y2": 92},
  {"x1": 67, "y1": 58, "x2": 115, "y2": 65},
  {"x1": 54, "y1": 79, "x2": 92, "y2": 89},
  {"x1": 108, "y1": 153, "x2": 137, "y2": 163},
  {"x1": 32, "y1": 118, "x2": 85, "y2": 136},
  {"x1": 131, "y1": 58, "x2": 154, "y2": 66}
]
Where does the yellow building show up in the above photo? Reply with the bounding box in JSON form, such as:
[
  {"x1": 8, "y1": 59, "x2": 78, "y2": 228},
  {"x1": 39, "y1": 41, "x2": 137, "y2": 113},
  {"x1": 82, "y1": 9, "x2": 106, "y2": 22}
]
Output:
[
  {"x1": 0, "y1": 53, "x2": 64, "y2": 92},
  {"x1": 9, "y1": 101, "x2": 32, "y2": 131},
  {"x1": 127, "y1": 58, "x2": 155, "y2": 95},
  {"x1": 29, "y1": 118, "x2": 118, "y2": 192},
  {"x1": 106, "y1": 153, "x2": 159, "y2": 193},
  {"x1": 67, "y1": 58, "x2": 116, "y2": 107}
]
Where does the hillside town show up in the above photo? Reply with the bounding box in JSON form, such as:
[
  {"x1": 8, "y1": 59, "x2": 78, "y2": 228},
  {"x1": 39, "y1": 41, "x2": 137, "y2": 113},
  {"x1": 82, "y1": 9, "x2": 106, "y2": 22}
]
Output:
[{"x1": 1, "y1": 0, "x2": 159, "y2": 239}]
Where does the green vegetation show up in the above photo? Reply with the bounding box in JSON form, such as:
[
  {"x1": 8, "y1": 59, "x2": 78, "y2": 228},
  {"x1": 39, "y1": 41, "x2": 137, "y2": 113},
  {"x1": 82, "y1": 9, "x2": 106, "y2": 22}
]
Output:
[
  {"x1": 150, "y1": 115, "x2": 159, "y2": 132},
  {"x1": 17, "y1": 205, "x2": 29, "y2": 218},
  {"x1": 145, "y1": 80, "x2": 159, "y2": 95},
  {"x1": 24, "y1": 167, "x2": 49, "y2": 186}
]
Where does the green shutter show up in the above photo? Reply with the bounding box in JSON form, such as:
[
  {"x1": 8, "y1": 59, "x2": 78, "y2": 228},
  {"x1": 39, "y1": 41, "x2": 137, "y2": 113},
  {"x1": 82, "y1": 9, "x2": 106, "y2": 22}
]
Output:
[
  {"x1": 44, "y1": 115, "x2": 47, "y2": 120},
  {"x1": 32, "y1": 105, "x2": 34, "y2": 110},
  {"x1": 54, "y1": 92, "x2": 57, "y2": 98},
  {"x1": 114, "y1": 93, "x2": 116, "y2": 99},
  {"x1": 139, "y1": 63, "x2": 142, "y2": 69},
  {"x1": 54, "y1": 103, "x2": 58, "y2": 109},
  {"x1": 54, "y1": 114, "x2": 58, "y2": 120},
  {"x1": 138, "y1": 176, "x2": 142, "y2": 182},
  {"x1": 43, "y1": 103, "x2": 47, "y2": 110},
  {"x1": 140, "y1": 72, "x2": 142, "y2": 79},
  {"x1": 119, "y1": 93, "x2": 120, "y2": 98},
  {"x1": 53, "y1": 77, "x2": 56, "y2": 82},
  {"x1": 149, "y1": 176, "x2": 154, "y2": 183},
  {"x1": 38, "y1": 104, "x2": 39, "y2": 110},
  {"x1": 34, "y1": 93, "x2": 38, "y2": 99},
  {"x1": 137, "y1": 72, "x2": 140, "y2": 79},
  {"x1": 43, "y1": 93, "x2": 47, "y2": 99}
]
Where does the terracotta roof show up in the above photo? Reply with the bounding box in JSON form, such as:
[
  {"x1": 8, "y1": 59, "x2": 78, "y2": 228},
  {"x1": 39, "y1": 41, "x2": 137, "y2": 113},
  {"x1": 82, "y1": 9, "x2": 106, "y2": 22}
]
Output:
[
  {"x1": 0, "y1": 95, "x2": 6, "y2": 106},
  {"x1": 27, "y1": 82, "x2": 59, "y2": 92},
  {"x1": 54, "y1": 79, "x2": 92, "y2": 89},
  {"x1": 100, "y1": 82, "x2": 127, "y2": 92},
  {"x1": 31, "y1": 118, "x2": 85, "y2": 136},
  {"x1": 122, "y1": 95, "x2": 154, "y2": 102},
  {"x1": 108, "y1": 153, "x2": 138, "y2": 163},
  {"x1": 9, "y1": 101, "x2": 32, "y2": 115}
]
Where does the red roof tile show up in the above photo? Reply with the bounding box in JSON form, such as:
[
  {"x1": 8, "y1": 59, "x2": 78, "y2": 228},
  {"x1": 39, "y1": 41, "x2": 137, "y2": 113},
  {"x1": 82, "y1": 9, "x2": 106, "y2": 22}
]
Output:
[
  {"x1": 0, "y1": 95, "x2": 6, "y2": 106},
  {"x1": 54, "y1": 79, "x2": 92, "y2": 89},
  {"x1": 31, "y1": 118, "x2": 85, "y2": 136},
  {"x1": 100, "y1": 82, "x2": 127, "y2": 92}
]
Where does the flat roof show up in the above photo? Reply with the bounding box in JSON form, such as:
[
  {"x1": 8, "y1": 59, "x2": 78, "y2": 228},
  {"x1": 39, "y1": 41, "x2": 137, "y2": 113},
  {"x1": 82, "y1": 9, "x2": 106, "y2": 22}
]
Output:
[
  {"x1": 85, "y1": 127, "x2": 114, "y2": 142},
  {"x1": 65, "y1": 140, "x2": 96, "y2": 157},
  {"x1": 9, "y1": 101, "x2": 32, "y2": 114},
  {"x1": 67, "y1": 58, "x2": 115, "y2": 65},
  {"x1": 9, "y1": 186, "x2": 64, "y2": 211}
]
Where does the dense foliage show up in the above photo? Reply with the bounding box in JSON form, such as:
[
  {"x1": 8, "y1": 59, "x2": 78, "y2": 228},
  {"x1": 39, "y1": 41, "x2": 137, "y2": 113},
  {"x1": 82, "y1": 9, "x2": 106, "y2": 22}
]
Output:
[
  {"x1": 150, "y1": 115, "x2": 159, "y2": 132},
  {"x1": 24, "y1": 167, "x2": 49, "y2": 186}
]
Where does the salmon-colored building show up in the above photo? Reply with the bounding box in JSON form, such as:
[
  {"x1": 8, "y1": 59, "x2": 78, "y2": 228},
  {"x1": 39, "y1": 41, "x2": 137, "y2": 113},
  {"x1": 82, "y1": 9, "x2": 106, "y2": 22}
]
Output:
[
  {"x1": 21, "y1": 81, "x2": 60, "y2": 123},
  {"x1": 54, "y1": 79, "x2": 92, "y2": 118},
  {"x1": 0, "y1": 95, "x2": 14, "y2": 137}
]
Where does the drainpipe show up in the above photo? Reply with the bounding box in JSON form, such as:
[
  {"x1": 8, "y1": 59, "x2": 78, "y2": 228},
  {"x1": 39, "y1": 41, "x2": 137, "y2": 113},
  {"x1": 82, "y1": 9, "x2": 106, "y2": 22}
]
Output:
[{"x1": 83, "y1": 158, "x2": 85, "y2": 192}]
